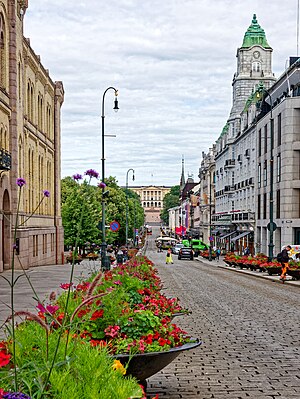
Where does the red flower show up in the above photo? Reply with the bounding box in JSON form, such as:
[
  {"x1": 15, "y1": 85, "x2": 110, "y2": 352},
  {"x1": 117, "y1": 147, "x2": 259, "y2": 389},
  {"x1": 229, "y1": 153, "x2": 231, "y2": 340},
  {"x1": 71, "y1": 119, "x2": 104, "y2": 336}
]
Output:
[
  {"x1": 60, "y1": 283, "x2": 73, "y2": 290},
  {"x1": 90, "y1": 309, "x2": 104, "y2": 320},
  {"x1": 90, "y1": 339, "x2": 107, "y2": 347},
  {"x1": 0, "y1": 351, "x2": 11, "y2": 367}
]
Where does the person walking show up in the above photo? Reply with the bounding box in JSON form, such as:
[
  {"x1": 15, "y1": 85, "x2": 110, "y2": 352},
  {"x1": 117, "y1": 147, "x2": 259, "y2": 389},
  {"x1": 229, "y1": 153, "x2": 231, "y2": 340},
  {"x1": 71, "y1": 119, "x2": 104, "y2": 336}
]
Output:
[
  {"x1": 166, "y1": 248, "x2": 173, "y2": 264},
  {"x1": 216, "y1": 247, "x2": 221, "y2": 261},
  {"x1": 278, "y1": 245, "x2": 292, "y2": 282}
]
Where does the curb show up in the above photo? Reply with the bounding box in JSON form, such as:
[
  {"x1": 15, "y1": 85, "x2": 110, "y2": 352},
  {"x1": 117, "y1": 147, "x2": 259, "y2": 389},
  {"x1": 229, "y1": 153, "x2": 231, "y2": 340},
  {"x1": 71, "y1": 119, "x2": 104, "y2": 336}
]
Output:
[{"x1": 195, "y1": 257, "x2": 300, "y2": 288}]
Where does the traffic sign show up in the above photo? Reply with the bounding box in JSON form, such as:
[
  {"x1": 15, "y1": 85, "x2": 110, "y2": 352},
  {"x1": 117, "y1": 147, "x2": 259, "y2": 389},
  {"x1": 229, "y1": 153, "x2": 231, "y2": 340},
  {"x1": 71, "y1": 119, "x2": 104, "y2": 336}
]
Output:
[
  {"x1": 110, "y1": 220, "x2": 120, "y2": 232},
  {"x1": 209, "y1": 236, "x2": 214, "y2": 242}
]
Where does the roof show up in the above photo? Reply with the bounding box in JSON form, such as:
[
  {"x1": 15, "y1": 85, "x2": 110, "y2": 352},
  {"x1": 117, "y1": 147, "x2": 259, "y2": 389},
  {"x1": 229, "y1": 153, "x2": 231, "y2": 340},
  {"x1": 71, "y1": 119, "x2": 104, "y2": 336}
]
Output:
[{"x1": 241, "y1": 14, "x2": 271, "y2": 49}]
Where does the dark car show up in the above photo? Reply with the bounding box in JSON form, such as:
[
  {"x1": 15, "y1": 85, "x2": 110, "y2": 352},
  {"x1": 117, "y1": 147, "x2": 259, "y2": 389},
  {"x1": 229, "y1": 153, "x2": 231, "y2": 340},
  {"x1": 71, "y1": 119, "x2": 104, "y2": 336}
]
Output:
[{"x1": 178, "y1": 247, "x2": 194, "y2": 260}]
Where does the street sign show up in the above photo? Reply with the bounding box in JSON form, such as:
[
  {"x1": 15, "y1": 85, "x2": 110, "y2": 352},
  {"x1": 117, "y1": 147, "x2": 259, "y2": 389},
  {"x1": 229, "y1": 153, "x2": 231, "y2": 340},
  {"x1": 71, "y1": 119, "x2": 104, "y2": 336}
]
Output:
[
  {"x1": 209, "y1": 236, "x2": 214, "y2": 241},
  {"x1": 110, "y1": 220, "x2": 120, "y2": 232}
]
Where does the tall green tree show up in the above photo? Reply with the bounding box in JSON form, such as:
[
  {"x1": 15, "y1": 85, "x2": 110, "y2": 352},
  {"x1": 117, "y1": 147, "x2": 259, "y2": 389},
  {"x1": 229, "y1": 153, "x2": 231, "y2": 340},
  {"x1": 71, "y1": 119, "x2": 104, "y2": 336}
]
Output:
[
  {"x1": 160, "y1": 185, "x2": 180, "y2": 225},
  {"x1": 61, "y1": 176, "x2": 145, "y2": 248}
]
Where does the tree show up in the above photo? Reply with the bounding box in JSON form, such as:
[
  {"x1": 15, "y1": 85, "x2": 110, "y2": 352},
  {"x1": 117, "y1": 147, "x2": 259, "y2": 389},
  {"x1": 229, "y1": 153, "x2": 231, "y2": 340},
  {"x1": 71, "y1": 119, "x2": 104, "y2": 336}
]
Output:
[
  {"x1": 160, "y1": 185, "x2": 180, "y2": 225},
  {"x1": 61, "y1": 176, "x2": 145, "y2": 249}
]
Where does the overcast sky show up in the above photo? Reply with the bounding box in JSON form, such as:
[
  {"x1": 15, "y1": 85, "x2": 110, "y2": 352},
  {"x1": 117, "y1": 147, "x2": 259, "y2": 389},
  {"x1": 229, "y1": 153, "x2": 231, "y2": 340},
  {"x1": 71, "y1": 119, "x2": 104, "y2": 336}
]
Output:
[{"x1": 24, "y1": 0, "x2": 299, "y2": 187}]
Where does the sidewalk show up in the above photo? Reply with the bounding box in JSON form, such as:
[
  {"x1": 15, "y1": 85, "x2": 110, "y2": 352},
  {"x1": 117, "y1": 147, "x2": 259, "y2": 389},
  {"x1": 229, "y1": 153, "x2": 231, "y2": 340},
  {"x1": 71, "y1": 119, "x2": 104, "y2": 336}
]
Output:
[
  {"x1": 0, "y1": 260, "x2": 101, "y2": 334},
  {"x1": 196, "y1": 256, "x2": 300, "y2": 287}
]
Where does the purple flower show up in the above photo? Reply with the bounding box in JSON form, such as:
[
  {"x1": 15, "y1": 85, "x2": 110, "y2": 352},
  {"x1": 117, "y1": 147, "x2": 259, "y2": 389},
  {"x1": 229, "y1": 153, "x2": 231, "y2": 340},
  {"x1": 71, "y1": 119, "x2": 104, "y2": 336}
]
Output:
[
  {"x1": 12, "y1": 244, "x2": 17, "y2": 249},
  {"x1": 85, "y1": 169, "x2": 99, "y2": 179},
  {"x1": 16, "y1": 178, "x2": 26, "y2": 187},
  {"x1": 98, "y1": 181, "x2": 106, "y2": 189},
  {"x1": 3, "y1": 393, "x2": 32, "y2": 399},
  {"x1": 43, "y1": 190, "x2": 50, "y2": 198},
  {"x1": 72, "y1": 173, "x2": 82, "y2": 181}
]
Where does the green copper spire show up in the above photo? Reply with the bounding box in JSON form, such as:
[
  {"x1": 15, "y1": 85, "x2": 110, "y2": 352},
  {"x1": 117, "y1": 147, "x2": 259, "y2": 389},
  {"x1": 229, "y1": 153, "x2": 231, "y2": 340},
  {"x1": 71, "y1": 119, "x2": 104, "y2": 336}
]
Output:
[{"x1": 241, "y1": 14, "x2": 271, "y2": 49}]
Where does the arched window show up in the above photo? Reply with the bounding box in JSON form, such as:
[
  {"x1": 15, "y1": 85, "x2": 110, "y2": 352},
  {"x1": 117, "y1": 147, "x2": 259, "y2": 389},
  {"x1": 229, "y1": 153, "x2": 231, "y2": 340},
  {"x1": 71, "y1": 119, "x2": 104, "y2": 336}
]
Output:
[{"x1": 27, "y1": 82, "x2": 30, "y2": 117}]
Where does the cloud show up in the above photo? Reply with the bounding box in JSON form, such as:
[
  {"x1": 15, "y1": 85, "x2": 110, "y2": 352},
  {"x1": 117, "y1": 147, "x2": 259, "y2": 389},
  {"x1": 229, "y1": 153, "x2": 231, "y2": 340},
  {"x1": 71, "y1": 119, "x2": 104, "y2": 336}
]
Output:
[{"x1": 25, "y1": 0, "x2": 298, "y2": 185}]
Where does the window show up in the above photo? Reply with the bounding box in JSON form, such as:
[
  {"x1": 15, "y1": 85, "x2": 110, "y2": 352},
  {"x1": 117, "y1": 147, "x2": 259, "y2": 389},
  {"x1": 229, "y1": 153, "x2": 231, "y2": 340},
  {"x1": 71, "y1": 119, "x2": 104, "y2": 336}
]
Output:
[
  {"x1": 271, "y1": 119, "x2": 274, "y2": 150},
  {"x1": 258, "y1": 129, "x2": 262, "y2": 156},
  {"x1": 263, "y1": 193, "x2": 267, "y2": 219},
  {"x1": 252, "y1": 62, "x2": 261, "y2": 72},
  {"x1": 276, "y1": 154, "x2": 281, "y2": 183},
  {"x1": 257, "y1": 194, "x2": 261, "y2": 219},
  {"x1": 276, "y1": 190, "x2": 281, "y2": 219},
  {"x1": 264, "y1": 125, "x2": 268, "y2": 154},
  {"x1": 263, "y1": 160, "x2": 267, "y2": 187},
  {"x1": 277, "y1": 113, "x2": 282, "y2": 146}
]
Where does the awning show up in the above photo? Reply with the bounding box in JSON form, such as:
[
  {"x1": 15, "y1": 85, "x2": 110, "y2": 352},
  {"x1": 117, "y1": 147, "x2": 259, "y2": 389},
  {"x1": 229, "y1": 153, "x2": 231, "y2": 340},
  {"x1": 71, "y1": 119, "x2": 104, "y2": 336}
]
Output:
[
  {"x1": 220, "y1": 231, "x2": 237, "y2": 240},
  {"x1": 211, "y1": 229, "x2": 220, "y2": 235},
  {"x1": 231, "y1": 231, "x2": 251, "y2": 242}
]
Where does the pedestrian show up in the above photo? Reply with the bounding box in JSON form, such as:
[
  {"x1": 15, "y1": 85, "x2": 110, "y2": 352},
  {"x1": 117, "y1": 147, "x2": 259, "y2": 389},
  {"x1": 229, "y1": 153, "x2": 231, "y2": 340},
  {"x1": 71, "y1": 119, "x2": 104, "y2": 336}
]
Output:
[
  {"x1": 166, "y1": 248, "x2": 173, "y2": 264},
  {"x1": 243, "y1": 246, "x2": 250, "y2": 256},
  {"x1": 216, "y1": 248, "x2": 221, "y2": 261},
  {"x1": 277, "y1": 245, "x2": 292, "y2": 282}
]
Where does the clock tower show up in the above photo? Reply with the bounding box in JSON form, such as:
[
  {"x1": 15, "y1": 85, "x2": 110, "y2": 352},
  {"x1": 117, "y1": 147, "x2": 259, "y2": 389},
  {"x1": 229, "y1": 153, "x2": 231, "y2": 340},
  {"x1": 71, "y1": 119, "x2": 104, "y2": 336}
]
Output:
[{"x1": 228, "y1": 14, "x2": 276, "y2": 138}]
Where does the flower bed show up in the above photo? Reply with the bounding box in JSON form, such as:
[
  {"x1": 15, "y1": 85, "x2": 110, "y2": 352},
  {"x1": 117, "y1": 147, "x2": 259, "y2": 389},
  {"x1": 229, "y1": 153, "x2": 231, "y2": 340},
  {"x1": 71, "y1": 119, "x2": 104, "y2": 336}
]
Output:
[{"x1": 1, "y1": 256, "x2": 198, "y2": 397}]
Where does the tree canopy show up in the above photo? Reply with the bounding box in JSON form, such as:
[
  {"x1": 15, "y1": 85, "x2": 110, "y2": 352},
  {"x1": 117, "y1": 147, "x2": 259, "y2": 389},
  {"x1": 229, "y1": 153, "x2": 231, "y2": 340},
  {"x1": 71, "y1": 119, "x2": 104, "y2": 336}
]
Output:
[{"x1": 61, "y1": 176, "x2": 144, "y2": 249}]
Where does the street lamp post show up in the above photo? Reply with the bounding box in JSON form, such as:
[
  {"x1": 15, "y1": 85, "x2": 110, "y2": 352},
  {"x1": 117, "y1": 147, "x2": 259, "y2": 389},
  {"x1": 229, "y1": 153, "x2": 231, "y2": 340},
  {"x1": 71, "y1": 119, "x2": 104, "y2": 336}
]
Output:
[
  {"x1": 208, "y1": 167, "x2": 213, "y2": 261},
  {"x1": 125, "y1": 168, "x2": 135, "y2": 247},
  {"x1": 101, "y1": 87, "x2": 119, "y2": 271},
  {"x1": 258, "y1": 87, "x2": 274, "y2": 262}
]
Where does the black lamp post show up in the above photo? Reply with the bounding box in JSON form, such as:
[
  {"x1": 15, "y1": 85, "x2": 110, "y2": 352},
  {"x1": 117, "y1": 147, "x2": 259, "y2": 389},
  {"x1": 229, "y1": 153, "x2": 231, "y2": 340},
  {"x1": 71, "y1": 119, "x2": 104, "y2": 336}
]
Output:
[
  {"x1": 101, "y1": 87, "x2": 119, "y2": 271},
  {"x1": 208, "y1": 168, "x2": 213, "y2": 261},
  {"x1": 125, "y1": 168, "x2": 135, "y2": 247},
  {"x1": 257, "y1": 87, "x2": 274, "y2": 262}
]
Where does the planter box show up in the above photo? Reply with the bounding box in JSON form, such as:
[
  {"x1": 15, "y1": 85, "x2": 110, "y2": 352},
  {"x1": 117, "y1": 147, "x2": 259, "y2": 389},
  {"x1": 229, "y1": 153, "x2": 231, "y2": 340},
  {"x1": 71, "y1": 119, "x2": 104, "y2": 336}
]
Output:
[
  {"x1": 265, "y1": 266, "x2": 281, "y2": 275},
  {"x1": 287, "y1": 269, "x2": 300, "y2": 280},
  {"x1": 113, "y1": 339, "x2": 202, "y2": 383}
]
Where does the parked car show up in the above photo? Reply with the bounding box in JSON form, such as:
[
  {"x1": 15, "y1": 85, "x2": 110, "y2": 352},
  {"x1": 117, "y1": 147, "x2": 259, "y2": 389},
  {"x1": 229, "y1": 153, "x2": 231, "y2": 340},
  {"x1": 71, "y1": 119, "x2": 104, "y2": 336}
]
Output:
[
  {"x1": 178, "y1": 247, "x2": 194, "y2": 260},
  {"x1": 172, "y1": 243, "x2": 185, "y2": 255}
]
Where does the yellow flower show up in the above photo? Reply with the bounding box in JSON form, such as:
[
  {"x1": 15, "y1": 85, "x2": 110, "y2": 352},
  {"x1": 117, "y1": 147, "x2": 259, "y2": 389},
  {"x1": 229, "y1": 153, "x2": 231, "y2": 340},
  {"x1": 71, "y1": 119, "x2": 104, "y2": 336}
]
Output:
[{"x1": 112, "y1": 359, "x2": 126, "y2": 375}]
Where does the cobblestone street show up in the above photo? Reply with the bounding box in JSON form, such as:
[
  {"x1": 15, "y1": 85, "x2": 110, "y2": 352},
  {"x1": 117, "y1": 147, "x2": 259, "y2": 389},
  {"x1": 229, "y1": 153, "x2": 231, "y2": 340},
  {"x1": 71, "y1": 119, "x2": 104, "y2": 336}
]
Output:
[{"x1": 146, "y1": 234, "x2": 300, "y2": 398}]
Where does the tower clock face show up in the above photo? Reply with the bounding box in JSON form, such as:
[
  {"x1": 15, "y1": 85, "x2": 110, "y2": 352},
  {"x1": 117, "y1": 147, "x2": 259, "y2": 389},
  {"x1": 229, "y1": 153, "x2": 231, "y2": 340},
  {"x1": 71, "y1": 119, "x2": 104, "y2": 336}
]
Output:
[{"x1": 253, "y1": 51, "x2": 260, "y2": 59}]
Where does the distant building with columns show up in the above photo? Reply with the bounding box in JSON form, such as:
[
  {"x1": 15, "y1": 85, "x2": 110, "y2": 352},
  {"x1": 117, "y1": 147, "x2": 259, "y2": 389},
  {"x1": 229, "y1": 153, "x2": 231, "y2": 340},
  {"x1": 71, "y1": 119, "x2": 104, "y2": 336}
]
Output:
[{"x1": 129, "y1": 185, "x2": 171, "y2": 225}]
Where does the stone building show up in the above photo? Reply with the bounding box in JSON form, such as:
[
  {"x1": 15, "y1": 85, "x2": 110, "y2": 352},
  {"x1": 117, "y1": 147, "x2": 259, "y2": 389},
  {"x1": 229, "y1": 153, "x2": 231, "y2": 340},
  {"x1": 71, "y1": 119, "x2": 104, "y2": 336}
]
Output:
[
  {"x1": 256, "y1": 58, "x2": 300, "y2": 254},
  {"x1": 214, "y1": 14, "x2": 276, "y2": 253},
  {"x1": 129, "y1": 185, "x2": 171, "y2": 225},
  {"x1": 0, "y1": 0, "x2": 64, "y2": 272}
]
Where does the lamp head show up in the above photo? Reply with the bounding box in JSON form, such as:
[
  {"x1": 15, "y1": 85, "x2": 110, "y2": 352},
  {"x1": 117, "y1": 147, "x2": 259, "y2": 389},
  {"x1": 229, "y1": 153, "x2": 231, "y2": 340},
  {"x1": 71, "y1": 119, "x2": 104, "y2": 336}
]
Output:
[{"x1": 113, "y1": 90, "x2": 119, "y2": 112}]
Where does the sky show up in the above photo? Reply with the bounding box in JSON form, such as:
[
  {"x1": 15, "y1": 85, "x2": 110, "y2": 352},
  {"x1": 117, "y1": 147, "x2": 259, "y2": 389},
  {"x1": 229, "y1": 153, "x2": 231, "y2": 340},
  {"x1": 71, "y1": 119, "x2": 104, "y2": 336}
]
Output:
[{"x1": 24, "y1": 0, "x2": 299, "y2": 187}]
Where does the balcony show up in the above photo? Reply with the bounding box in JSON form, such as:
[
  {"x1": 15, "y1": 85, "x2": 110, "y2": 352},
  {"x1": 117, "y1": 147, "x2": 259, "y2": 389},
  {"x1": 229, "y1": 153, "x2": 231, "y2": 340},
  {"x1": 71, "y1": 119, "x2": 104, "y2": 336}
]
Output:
[
  {"x1": 0, "y1": 148, "x2": 11, "y2": 171},
  {"x1": 224, "y1": 185, "x2": 235, "y2": 193},
  {"x1": 232, "y1": 212, "x2": 255, "y2": 222}
]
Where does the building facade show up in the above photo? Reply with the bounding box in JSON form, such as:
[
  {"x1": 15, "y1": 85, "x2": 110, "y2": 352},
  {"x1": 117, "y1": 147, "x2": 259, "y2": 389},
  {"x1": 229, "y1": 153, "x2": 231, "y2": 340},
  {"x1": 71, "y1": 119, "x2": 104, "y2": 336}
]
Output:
[
  {"x1": 129, "y1": 185, "x2": 171, "y2": 225},
  {"x1": 214, "y1": 15, "x2": 276, "y2": 253},
  {"x1": 0, "y1": 0, "x2": 64, "y2": 272}
]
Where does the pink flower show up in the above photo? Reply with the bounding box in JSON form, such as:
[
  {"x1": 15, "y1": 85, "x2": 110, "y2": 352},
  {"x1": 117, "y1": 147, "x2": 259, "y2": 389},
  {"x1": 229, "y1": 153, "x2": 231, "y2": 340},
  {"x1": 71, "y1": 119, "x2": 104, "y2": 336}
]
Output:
[
  {"x1": 113, "y1": 280, "x2": 122, "y2": 285},
  {"x1": 37, "y1": 303, "x2": 59, "y2": 315},
  {"x1": 104, "y1": 325, "x2": 120, "y2": 338}
]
